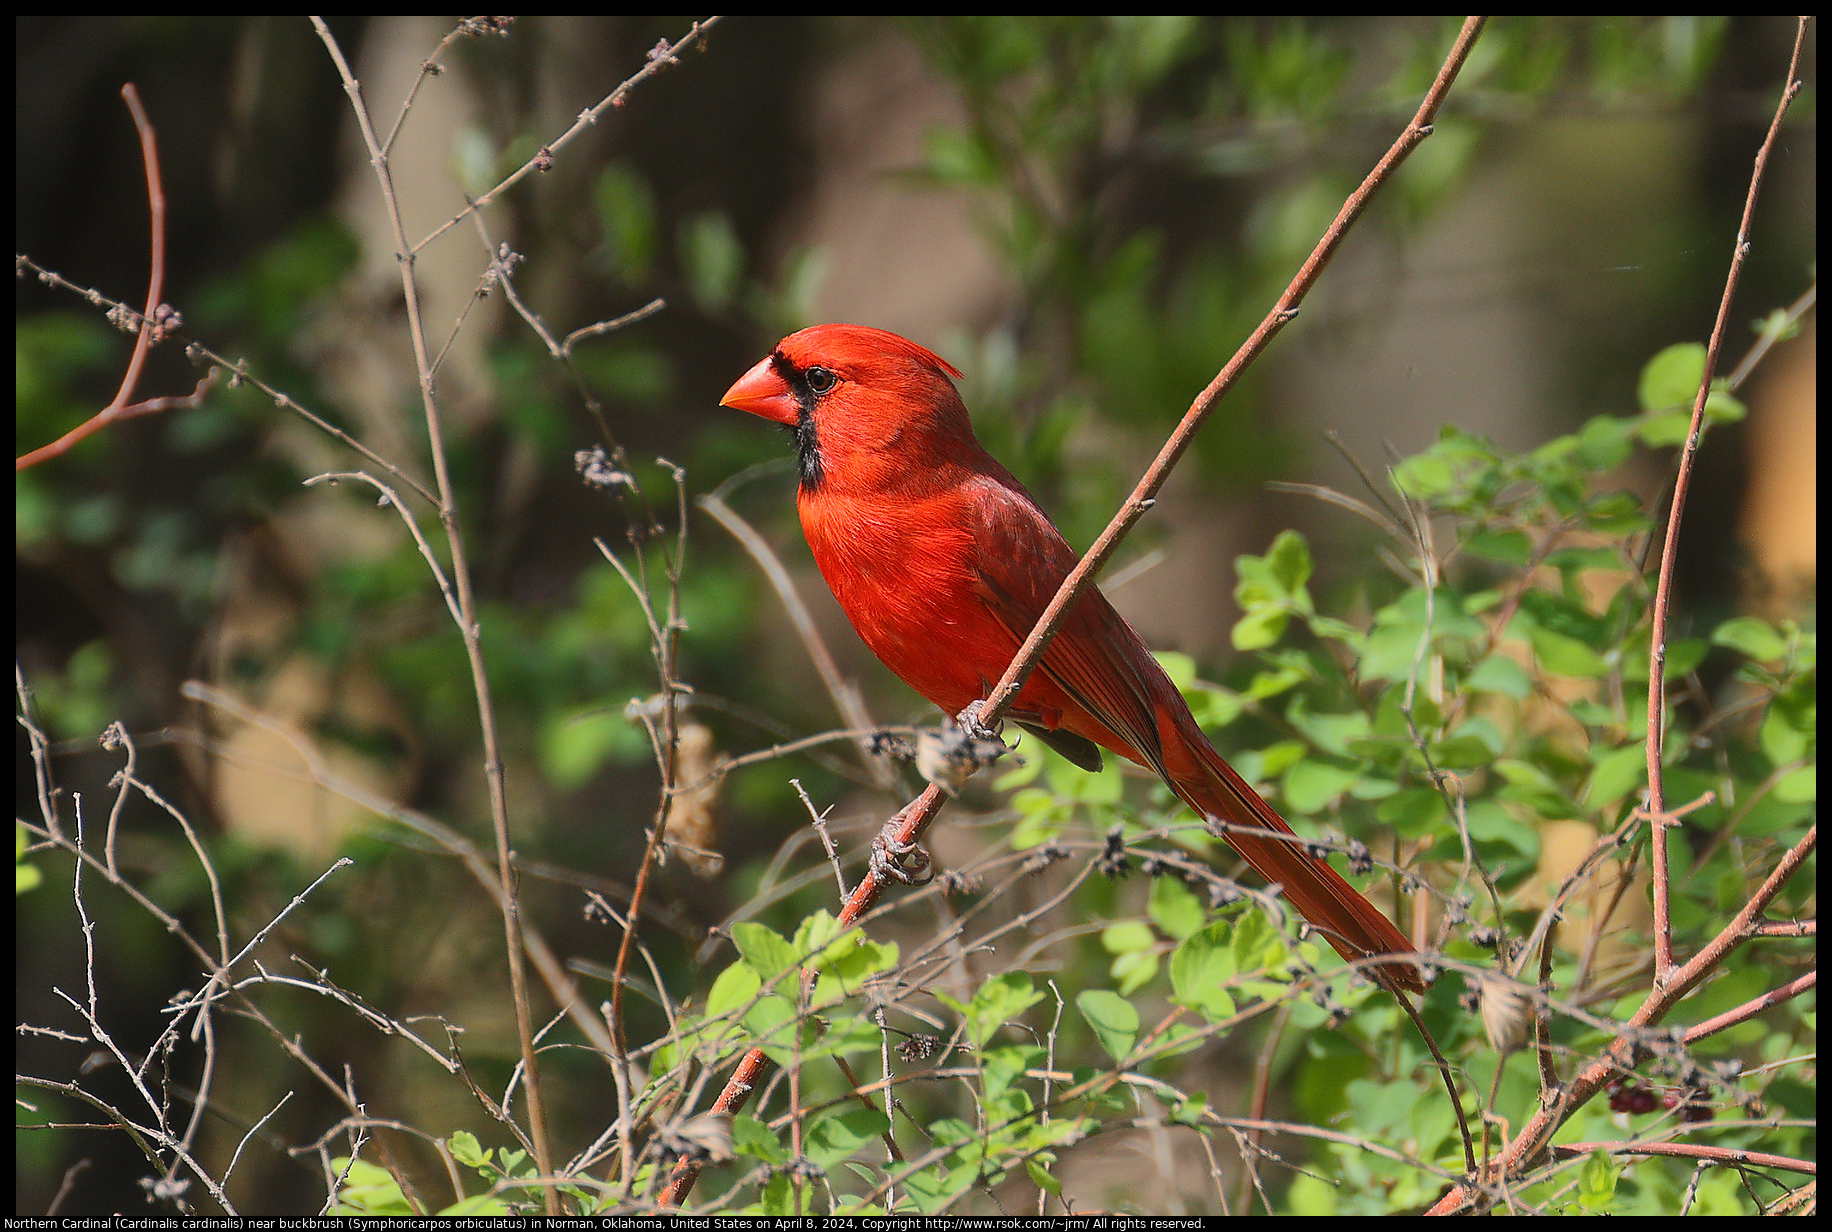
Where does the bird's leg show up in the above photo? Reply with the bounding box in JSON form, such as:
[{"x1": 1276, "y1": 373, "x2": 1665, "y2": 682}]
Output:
[{"x1": 868, "y1": 801, "x2": 934, "y2": 887}]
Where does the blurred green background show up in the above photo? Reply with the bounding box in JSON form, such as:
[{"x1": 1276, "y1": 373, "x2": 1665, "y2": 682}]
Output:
[{"x1": 16, "y1": 16, "x2": 1814, "y2": 1214}]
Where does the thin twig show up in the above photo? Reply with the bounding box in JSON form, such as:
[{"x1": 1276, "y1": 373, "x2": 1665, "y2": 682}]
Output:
[
  {"x1": 310, "y1": 17, "x2": 557, "y2": 1203},
  {"x1": 794, "y1": 779, "x2": 850, "y2": 899},
  {"x1": 412, "y1": 18, "x2": 724, "y2": 254}
]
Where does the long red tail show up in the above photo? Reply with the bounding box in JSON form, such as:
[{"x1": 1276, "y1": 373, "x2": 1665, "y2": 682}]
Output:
[{"x1": 1155, "y1": 709, "x2": 1424, "y2": 993}]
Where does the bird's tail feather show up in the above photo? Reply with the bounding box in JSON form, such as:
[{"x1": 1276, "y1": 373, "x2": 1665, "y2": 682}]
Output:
[{"x1": 1163, "y1": 724, "x2": 1424, "y2": 994}]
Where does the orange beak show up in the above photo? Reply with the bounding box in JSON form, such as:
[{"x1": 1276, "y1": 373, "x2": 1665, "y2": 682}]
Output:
[{"x1": 720, "y1": 355, "x2": 799, "y2": 425}]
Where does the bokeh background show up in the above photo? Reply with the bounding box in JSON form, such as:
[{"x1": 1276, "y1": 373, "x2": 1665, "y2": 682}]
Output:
[{"x1": 17, "y1": 16, "x2": 1814, "y2": 1213}]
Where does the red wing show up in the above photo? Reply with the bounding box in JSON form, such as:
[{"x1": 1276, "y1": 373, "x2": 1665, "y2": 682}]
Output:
[{"x1": 963, "y1": 477, "x2": 1168, "y2": 773}]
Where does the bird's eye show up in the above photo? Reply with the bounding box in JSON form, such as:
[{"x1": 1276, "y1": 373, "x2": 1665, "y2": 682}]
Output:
[{"x1": 805, "y1": 366, "x2": 837, "y2": 395}]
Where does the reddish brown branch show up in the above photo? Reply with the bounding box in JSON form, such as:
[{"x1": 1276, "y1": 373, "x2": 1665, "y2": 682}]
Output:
[
  {"x1": 1551, "y1": 1140, "x2": 1815, "y2": 1177},
  {"x1": 1644, "y1": 17, "x2": 1810, "y2": 985},
  {"x1": 1683, "y1": 971, "x2": 1815, "y2": 1043},
  {"x1": 657, "y1": 16, "x2": 1489, "y2": 1208},
  {"x1": 17, "y1": 84, "x2": 179, "y2": 471}
]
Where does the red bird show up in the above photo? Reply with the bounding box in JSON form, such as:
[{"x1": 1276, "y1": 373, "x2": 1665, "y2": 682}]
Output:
[{"x1": 722, "y1": 324, "x2": 1422, "y2": 993}]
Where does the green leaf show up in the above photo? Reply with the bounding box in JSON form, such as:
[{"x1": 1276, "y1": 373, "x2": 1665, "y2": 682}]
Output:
[
  {"x1": 1377, "y1": 786, "x2": 1447, "y2": 837},
  {"x1": 759, "y1": 1171, "x2": 794, "y2": 1215},
  {"x1": 1619, "y1": 630, "x2": 1709, "y2": 682},
  {"x1": 1774, "y1": 763, "x2": 1815, "y2": 802},
  {"x1": 812, "y1": 936, "x2": 899, "y2": 1006},
  {"x1": 1713, "y1": 616, "x2": 1788, "y2": 662},
  {"x1": 1638, "y1": 342, "x2": 1706, "y2": 412},
  {"x1": 329, "y1": 1158, "x2": 413, "y2": 1215},
  {"x1": 1575, "y1": 415, "x2": 1638, "y2": 470},
  {"x1": 1636, "y1": 410, "x2": 1692, "y2": 447},
  {"x1": 1149, "y1": 874, "x2": 1205, "y2": 941},
  {"x1": 1169, "y1": 922, "x2": 1237, "y2": 1022},
  {"x1": 1229, "y1": 909, "x2": 1287, "y2": 975},
  {"x1": 1463, "y1": 654, "x2": 1531, "y2": 698},
  {"x1": 1760, "y1": 706, "x2": 1811, "y2": 767},
  {"x1": 1465, "y1": 530, "x2": 1532, "y2": 564},
  {"x1": 992, "y1": 750, "x2": 1044, "y2": 790},
  {"x1": 1047, "y1": 752, "x2": 1125, "y2": 804},
  {"x1": 1391, "y1": 452, "x2": 1456, "y2": 498},
  {"x1": 732, "y1": 1114, "x2": 787, "y2": 1163},
  {"x1": 1075, "y1": 989, "x2": 1139, "y2": 1062},
  {"x1": 979, "y1": 1043, "x2": 1040, "y2": 1103},
  {"x1": 956, "y1": 971, "x2": 1044, "y2": 1050},
  {"x1": 1281, "y1": 758, "x2": 1359, "y2": 813},
  {"x1": 540, "y1": 707, "x2": 646, "y2": 789},
  {"x1": 924, "y1": 125, "x2": 1002, "y2": 185},
  {"x1": 706, "y1": 960, "x2": 761, "y2": 1019},
  {"x1": 1583, "y1": 488, "x2": 1650, "y2": 533},
  {"x1": 741, "y1": 994, "x2": 801, "y2": 1063},
  {"x1": 1577, "y1": 1148, "x2": 1620, "y2": 1210},
  {"x1": 805, "y1": 1107, "x2": 891, "y2": 1169},
  {"x1": 1101, "y1": 920, "x2": 1155, "y2": 954},
  {"x1": 1110, "y1": 949, "x2": 1159, "y2": 996},
  {"x1": 1008, "y1": 788, "x2": 1071, "y2": 849},
  {"x1": 1530, "y1": 626, "x2": 1607, "y2": 678},
  {"x1": 1243, "y1": 661, "x2": 1308, "y2": 700},
  {"x1": 446, "y1": 1131, "x2": 486, "y2": 1170},
  {"x1": 1361, "y1": 587, "x2": 1485, "y2": 680},
  {"x1": 1231, "y1": 605, "x2": 1289, "y2": 651},
  {"x1": 1025, "y1": 1157, "x2": 1063, "y2": 1196},
  {"x1": 1704, "y1": 388, "x2": 1745, "y2": 423},
  {"x1": 1257, "y1": 740, "x2": 1308, "y2": 780},
  {"x1": 1265, "y1": 530, "x2": 1313, "y2": 598},
  {"x1": 1286, "y1": 700, "x2": 1370, "y2": 758},
  {"x1": 1428, "y1": 734, "x2": 1496, "y2": 770},
  {"x1": 1461, "y1": 800, "x2": 1541, "y2": 861},
  {"x1": 730, "y1": 921, "x2": 798, "y2": 982}
]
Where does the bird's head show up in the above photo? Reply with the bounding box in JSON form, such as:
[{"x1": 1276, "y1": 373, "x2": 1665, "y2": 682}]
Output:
[{"x1": 721, "y1": 323, "x2": 971, "y2": 491}]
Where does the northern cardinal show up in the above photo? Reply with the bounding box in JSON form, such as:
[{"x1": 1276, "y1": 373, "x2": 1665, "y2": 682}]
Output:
[{"x1": 722, "y1": 324, "x2": 1423, "y2": 993}]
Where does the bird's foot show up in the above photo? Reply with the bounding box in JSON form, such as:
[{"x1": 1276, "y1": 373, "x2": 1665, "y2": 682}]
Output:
[
  {"x1": 954, "y1": 700, "x2": 1001, "y2": 743},
  {"x1": 869, "y1": 825, "x2": 933, "y2": 886}
]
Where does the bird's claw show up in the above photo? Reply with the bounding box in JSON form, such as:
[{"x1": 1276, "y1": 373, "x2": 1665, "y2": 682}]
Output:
[
  {"x1": 870, "y1": 829, "x2": 933, "y2": 886},
  {"x1": 954, "y1": 700, "x2": 1000, "y2": 743}
]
